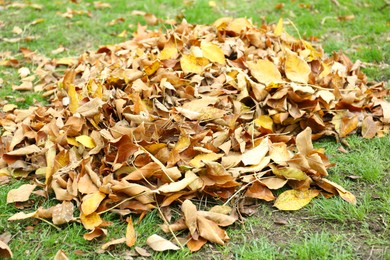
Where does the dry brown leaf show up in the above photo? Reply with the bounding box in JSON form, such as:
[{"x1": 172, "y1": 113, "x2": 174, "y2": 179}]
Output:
[
  {"x1": 54, "y1": 249, "x2": 69, "y2": 260},
  {"x1": 146, "y1": 234, "x2": 180, "y2": 251},
  {"x1": 197, "y1": 215, "x2": 228, "y2": 245},
  {"x1": 187, "y1": 237, "x2": 207, "y2": 252},
  {"x1": 182, "y1": 199, "x2": 198, "y2": 237},
  {"x1": 101, "y1": 237, "x2": 126, "y2": 250},
  {"x1": 83, "y1": 228, "x2": 107, "y2": 241},
  {"x1": 7, "y1": 184, "x2": 36, "y2": 203},
  {"x1": 0, "y1": 240, "x2": 13, "y2": 258}
]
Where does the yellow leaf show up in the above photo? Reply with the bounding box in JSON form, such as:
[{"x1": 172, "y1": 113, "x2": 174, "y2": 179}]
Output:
[
  {"x1": 201, "y1": 41, "x2": 225, "y2": 65},
  {"x1": 2, "y1": 104, "x2": 17, "y2": 112},
  {"x1": 144, "y1": 60, "x2": 160, "y2": 76},
  {"x1": 68, "y1": 84, "x2": 80, "y2": 113},
  {"x1": 81, "y1": 191, "x2": 106, "y2": 215},
  {"x1": 80, "y1": 212, "x2": 103, "y2": 230},
  {"x1": 254, "y1": 115, "x2": 273, "y2": 131},
  {"x1": 180, "y1": 54, "x2": 208, "y2": 74},
  {"x1": 159, "y1": 43, "x2": 178, "y2": 60},
  {"x1": 285, "y1": 50, "x2": 311, "y2": 83},
  {"x1": 247, "y1": 59, "x2": 282, "y2": 85},
  {"x1": 75, "y1": 135, "x2": 96, "y2": 148},
  {"x1": 157, "y1": 171, "x2": 199, "y2": 193},
  {"x1": 189, "y1": 153, "x2": 224, "y2": 168},
  {"x1": 274, "y1": 189, "x2": 320, "y2": 210},
  {"x1": 274, "y1": 18, "x2": 283, "y2": 36},
  {"x1": 271, "y1": 166, "x2": 308, "y2": 180},
  {"x1": 66, "y1": 137, "x2": 79, "y2": 147}
]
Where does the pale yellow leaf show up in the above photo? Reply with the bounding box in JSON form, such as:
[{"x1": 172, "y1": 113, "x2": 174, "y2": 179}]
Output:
[
  {"x1": 67, "y1": 84, "x2": 79, "y2": 113},
  {"x1": 157, "y1": 171, "x2": 199, "y2": 193},
  {"x1": 146, "y1": 234, "x2": 180, "y2": 251},
  {"x1": 274, "y1": 18, "x2": 283, "y2": 36},
  {"x1": 247, "y1": 59, "x2": 282, "y2": 85},
  {"x1": 2, "y1": 104, "x2": 17, "y2": 112},
  {"x1": 274, "y1": 189, "x2": 320, "y2": 210},
  {"x1": 182, "y1": 199, "x2": 198, "y2": 236},
  {"x1": 189, "y1": 153, "x2": 223, "y2": 168},
  {"x1": 7, "y1": 184, "x2": 36, "y2": 203},
  {"x1": 201, "y1": 41, "x2": 225, "y2": 65},
  {"x1": 285, "y1": 50, "x2": 311, "y2": 83},
  {"x1": 241, "y1": 137, "x2": 269, "y2": 166},
  {"x1": 254, "y1": 115, "x2": 273, "y2": 131}
]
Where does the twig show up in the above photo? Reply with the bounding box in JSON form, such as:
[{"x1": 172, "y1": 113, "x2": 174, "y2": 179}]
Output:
[
  {"x1": 36, "y1": 217, "x2": 61, "y2": 231},
  {"x1": 98, "y1": 191, "x2": 146, "y2": 215},
  {"x1": 154, "y1": 194, "x2": 184, "y2": 250}
]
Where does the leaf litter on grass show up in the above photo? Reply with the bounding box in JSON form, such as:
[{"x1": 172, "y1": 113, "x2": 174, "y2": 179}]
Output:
[{"x1": 0, "y1": 17, "x2": 389, "y2": 254}]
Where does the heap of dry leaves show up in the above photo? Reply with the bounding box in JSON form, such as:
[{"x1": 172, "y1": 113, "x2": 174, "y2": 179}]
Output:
[{"x1": 1, "y1": 18, "x2": 389, "y2": 253}]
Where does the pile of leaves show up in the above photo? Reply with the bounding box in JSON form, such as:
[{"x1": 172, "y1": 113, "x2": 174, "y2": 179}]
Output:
[{"x1": 1, "y1": 17, "x2": 389, "y2": 254}]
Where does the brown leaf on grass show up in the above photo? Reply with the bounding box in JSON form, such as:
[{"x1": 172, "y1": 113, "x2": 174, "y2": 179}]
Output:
[
  {"x1": 83, "y1": 228, "x2": 107, "y2": 241},
  {"x1": 182, "y1": 200, "x2": 198, "y2": 237},
  {"x1": 146, "y1": 234, "x2": 180, "y2": 251},
  {"x1": 135, "y1": 246, "x2": 151, "y2": 257},
  {"x1": 244, "y1": 181, "x2": 275, "y2": 201},
  {"x1": 52, "y1": 201, "x2": 74, "y2": 225},
  {"x1": 0, "y1": 240, "x2": 13, "y2": 258},
  {"x1": 101, "y1": 237, "x2": 126, "y2": 250},
  {"x1": 7, "y1": 184, "x2": 36, "y2": 203},
  {"x1": 187, "y1": 237, "x2": 207, "y2": 252},
  {"x1": 197, "y1": 215, "x2": 228, "y2": 245},
  {"x1": 362, "y1": 115, "x2": 378, "y2": 139},
  {"x1": 54, "y1": 249, "x2": 68, "y2": 260}
]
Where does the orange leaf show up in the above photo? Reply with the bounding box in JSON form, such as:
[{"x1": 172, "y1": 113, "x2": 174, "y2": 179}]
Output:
[
  {"x1": 126, "y1": 217, "x2": 136, "y2": 247},
  {"x1": 81, "y1": 191, "x2": 106, "y2": 215}
]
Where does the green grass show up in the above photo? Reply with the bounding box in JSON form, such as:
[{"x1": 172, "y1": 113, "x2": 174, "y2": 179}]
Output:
[{"x1": 1, "y1": 0, "x2": 389, "y2": 259}]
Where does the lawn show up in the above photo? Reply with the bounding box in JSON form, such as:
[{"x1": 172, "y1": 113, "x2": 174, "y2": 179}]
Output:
[{"x1": 0, "y1": 0, "x2": 389, "y2": 259}]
